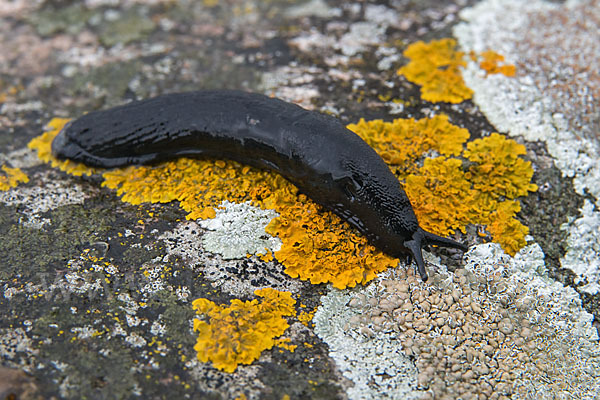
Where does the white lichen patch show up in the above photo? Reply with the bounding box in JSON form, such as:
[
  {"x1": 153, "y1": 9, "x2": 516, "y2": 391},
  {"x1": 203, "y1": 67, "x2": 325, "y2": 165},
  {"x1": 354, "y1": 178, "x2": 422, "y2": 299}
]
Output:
[
  {"x1": 288, "y1": 3, "x2": 397, "y2": 57},
  {"x1": 259, "y1": 65, "x2": 323, "y2": 109},
  {"x1": 313, "y1": 286, "x2": 421, "y2": 400},
  {"x1": 0, "y1": 100, "x2": 44, "y2": 115},
  {"x1": 125, "y1": 332, "x2": 147, "y2": 348},
  {"x1": 375, "y1": 46, "x2": 401, "y2": 72},
  {"x1": 0, "y1": 170, "x2": 92, "y2": 228},
  {"x1": 71, "y1": 325, "x2": 99, "y2": 340},
  {"x1": 186, "y1": 360, "x2": 265, "y2": 399},
  {"x1": 337, "y1": 22, "x2": 386, "y2": 57},
  {"x1": 283, "y1": 0, "x2": 340, "y2": 19},
  {"x1": 0, "y1": 328, "x2": 38, "y2": 362},
  {"x1": 560, "y1": 200, "x2": 600, "y2": 294},
  {"x1": 288, "y1": 29, "x2": 337, "y2": 54},
  {"x1": 197, "y1": 200, "x2": 281, "y2": 259},
  {"x1": 150, "y1": 319, "x2": 166, "y2": 336},
  {"x1": 316, "y1": 244, "x2": 600, "y2": 399},
  {"x1": 0, "y1": 147, "x2": 43, "y2": 169},
  {"x1": 159, "y1": 219, "x2": 303, "y2": 297},
  {"x1": 42, "y1": 252, "x2": 115, "y2": 298},
  {"x1": 454, "y1": 0, "x2": 600, "y2": 293},
  {"x1": 139, "y1": 260, "x2": 168, "y2": 298}
]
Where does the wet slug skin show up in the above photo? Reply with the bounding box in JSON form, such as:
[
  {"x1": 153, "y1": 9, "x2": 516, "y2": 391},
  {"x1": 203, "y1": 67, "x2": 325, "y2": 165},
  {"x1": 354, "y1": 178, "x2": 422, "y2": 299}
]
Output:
[{"x1": 52, "y1": 90, "x2": 467, "y2": 280}]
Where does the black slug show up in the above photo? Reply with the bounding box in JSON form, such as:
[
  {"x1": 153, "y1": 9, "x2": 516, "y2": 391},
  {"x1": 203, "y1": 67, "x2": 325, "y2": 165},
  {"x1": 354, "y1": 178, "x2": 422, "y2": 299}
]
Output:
[{"x1": 51, "y1": 90, "x2": 467, "y2": 281}]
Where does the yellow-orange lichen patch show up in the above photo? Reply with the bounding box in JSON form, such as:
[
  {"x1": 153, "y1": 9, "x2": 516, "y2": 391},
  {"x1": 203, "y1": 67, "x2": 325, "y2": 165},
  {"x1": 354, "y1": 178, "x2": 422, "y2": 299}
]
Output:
[
  {"x1": 0, "y1": 165, "x2": 29, "y2": 191},
  {"x1": 192, "y1": 288, "x2": 296, "y2": 373},
  {"x1": 101, "y1": 158, "x2": 290, "y2": 220},
  {"x1": 348, "y1": 114, "x2": 469, "y2": 176},
  {"x1": 478, "y1": 50, "x2": 516, "y2": 77},
  {"x1": 297, "y1": 306, "x2": 317, "y2": 327},
  {"x1": 349, "y1": 118, "x2": 537, "y2": 256},
  {"x1": 397, "y1": 39, "x2": 516, "y2": 103},
  {"x1": 265, "y1": 197, "x2": 397, "y2": 289},
  {"x1": 463, "y1": 133, "x2": 537, "y2": 200},
  {"x1": 28, "y1": 118, "x2": 99, "y2": 176},
  {"x1": 404, "y1": 157, "x2": 476, "y2": 236},
  {"x1": 397, "y1": 38, "x2": 473, "y2": 104},
  {"x1": 274, "y1": 337, "x2": 297, "y2": 352},
  {"x1": 0, "y1": 85, "x2": 22, "y2": 104},
  {"x1": 485, "y1": 200, "x2": 529, "y2": 255}
]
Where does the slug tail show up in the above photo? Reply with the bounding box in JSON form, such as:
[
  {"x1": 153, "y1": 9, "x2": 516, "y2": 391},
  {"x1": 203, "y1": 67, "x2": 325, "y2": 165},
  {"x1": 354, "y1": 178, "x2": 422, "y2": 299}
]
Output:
[
  {"x1": 404, "y1": 233, "x2": 428, "y2": 282},
  {"x1": 423, "y1": 230, "x2": 468, "y2": 252}
]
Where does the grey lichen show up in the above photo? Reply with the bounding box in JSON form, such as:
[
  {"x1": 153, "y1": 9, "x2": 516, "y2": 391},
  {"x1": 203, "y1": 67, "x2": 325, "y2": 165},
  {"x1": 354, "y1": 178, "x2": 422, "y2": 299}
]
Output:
[
  {"x1": 158, "y1": 217, "x2": 302, "y2": 297},
  {"x1": 198, "y1": 200, "x2": 281, "y2": 260},
  {"x1": 0, "y1": 170, "x2": 92, "y2": 228},
  {"x1": 454, "y1": 0, "x2": 600, "y2": 293},
  {"x1": 315, "y1": 243, "x2": 600, "y2": 399},
  {"x1": 313, "y1": 286, "x2": 421, "y2": 400}
]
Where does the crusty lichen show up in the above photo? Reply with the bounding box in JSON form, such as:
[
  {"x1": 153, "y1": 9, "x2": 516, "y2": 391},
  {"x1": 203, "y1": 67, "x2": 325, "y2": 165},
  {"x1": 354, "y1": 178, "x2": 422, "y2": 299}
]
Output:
[
  {"x1": 316, "y1": 243, "x2": 600, "y2": 400},
  {"x1": 347, "y1": 115, "x2": 469, "y2": 176},
  {"x1": 348, "y1": 120, "x2": 537, "y2": 256},
  {"x1": 192, "y1": 288, "x2": 296, "y2": 373},
  {"x1": 397, "y1": 38, "x2": 473, "y2": 104},
  {"x1": 0, "y1": 165, "x2": 29, "y2": 191},
  {"x1": 397, "y1": 39, "x2": 516, "y2": 103},
  {"x1": 477, "y1": 50, "x2": 516, "y2": 77}
]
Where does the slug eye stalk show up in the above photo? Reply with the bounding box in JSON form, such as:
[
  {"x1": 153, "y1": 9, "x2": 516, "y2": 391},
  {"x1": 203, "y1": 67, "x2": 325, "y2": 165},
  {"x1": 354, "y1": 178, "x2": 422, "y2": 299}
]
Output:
[
  {"x1": 404, "y1": 229, "x2": 428, "y2": 281},
  {"x1": 405, "y1": 228, "x2": 468, "y2": 281},
  {"x1": 423, "y1": 230, "x2": 468, "y2": 252}
]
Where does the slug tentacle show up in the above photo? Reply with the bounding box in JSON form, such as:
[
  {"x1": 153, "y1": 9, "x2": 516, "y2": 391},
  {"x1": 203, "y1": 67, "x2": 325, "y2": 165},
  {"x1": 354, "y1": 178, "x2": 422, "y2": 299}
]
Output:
[
  {"x1": 404, "y1": 229, "x2": 428, "y2": 281},
  {"x1": 51, "y1": 90, "x2": 468, "y2": 280},
  {"x1": 423, "y1": 230, "x2": 468, "y2": 251}
]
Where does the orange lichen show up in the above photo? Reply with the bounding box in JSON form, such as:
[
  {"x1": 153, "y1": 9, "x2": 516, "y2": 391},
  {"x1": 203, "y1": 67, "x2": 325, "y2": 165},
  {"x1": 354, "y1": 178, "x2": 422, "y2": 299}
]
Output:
[
  {"x1": 347, "y1": 114, "x2": 469, "y2": 176},
  {"x1": 463, "y1": 133, "x2": 537, "y2": 200},
  {"x1": 485, "y1": 200, "x2": 529, "y2": 255},
  {"x1": 265, "y1": 197, "x2": 396, "y2": 289},
  {"x1": 192, "y1": 288, "x2": 296, "y2": 373},
  {"x1": 398, "y1": 39, "x2": 516, "y2": 103},
  {"x1": 397, "y1": 38, "x2": 473, "y2": 104},
  {"x1": 349, "y1": 119, "x2": 537, "y2": 256},
  {"x1": 0, "y1": 165, "x2": 29, "y2": 191},
  {"x1": 0, "y1": 85, "x2": 22, "y2": 104},
  {"x1": 258, "y1": 250, "x2": 274, "y2": 262},
  {"x1": 404, "y1": 157, "x2": 476, "y2": 236},
  {"x1": 479, "y1": 50, "x2": 516, "y2": 77},
  {"x1": 297, "y1": 306, "x2": 317, "y2": 327},
  {"x1": 274, "y1": 337, "x2": 297, "y2": 352}
]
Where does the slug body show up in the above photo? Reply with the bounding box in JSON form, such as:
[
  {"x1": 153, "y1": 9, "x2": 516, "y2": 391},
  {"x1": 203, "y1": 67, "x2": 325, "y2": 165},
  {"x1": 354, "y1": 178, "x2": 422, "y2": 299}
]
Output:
[{"x1": 52, "y1": 90, "x2": 467, "y2": 280}]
